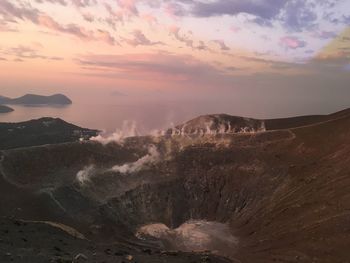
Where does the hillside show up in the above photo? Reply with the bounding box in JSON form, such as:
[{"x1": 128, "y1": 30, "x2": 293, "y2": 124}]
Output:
[
  {"x1": 168, "y1": 108, "x2": 350, "y2": 135},
  {"x1": 0, "y1": 118, "x2": 98, "y2": 150}
]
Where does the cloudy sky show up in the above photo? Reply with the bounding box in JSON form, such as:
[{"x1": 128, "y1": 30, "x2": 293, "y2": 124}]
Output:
[{"x1": 0, "y1": 0, "x2": 350, "y2": 116}]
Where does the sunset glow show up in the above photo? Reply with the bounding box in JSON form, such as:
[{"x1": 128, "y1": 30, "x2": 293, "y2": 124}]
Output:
[{"x1": 0, "y1": 0, "x2": 349, "y2": 109}]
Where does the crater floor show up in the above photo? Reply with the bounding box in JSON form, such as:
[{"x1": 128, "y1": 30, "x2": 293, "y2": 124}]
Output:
[{"x1": 137, "y1": 220, "x2": 238, "y2": 259}]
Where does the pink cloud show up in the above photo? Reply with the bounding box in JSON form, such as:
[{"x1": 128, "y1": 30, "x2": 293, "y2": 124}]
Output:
[
  {"x1": 311, "y1": 31, "x2": 337, "y2": 39},
  {"x1": 123, "y1": 30, "x2": 163, "y2": 46},
  {"x1": 141, "y1": 13, "x2": 157, "y2": 25},
  {"x1": 37, "y1": 15, "x2": 116, "y2": 45},
  {"x1": 230, "y1": 25, "x2": 241, "y2": 33},
  {"x1": 104, "y1": 1, "x2": 139, "y2": 25},
  {"x1": 164, "y1": 3, "x2": 185, "y2": 19},
  {"x1": 71, "y1": 0, "x2": 97, "y2": 8},
  {"x1": 168, "y1": 25, "x2": 193, "y2": 48},
  {"x1": 82, "y1": 12, "x2": 94, "y2": 22},
  {"x1": 94, "y1": 29, "x2": 116, "y2": 45},
  {"x1": 0, "y1": 1, "x2": 115, "y2": 45},
  {"x1": 77, "y1": 52, "x2": 223, "y2": 83},
  {"x1": 212, "y1": 40, "x2": 230, "y2": 51},
  {"x1": 169, "y1": 25, "x2": 180, "y2": 35},
  {"x1": 116, "y1": 0, "x2": 138, "y2": 16},
  {"x1": 280, "y1": 36, "x2": 306, "y2": 49}
]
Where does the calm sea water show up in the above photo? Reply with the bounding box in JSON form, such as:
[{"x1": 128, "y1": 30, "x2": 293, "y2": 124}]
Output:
[
  {"x1": 0, "y1": 97, "x2": 345, "y2": 135},
  {"x1": 0, "y1": 102, "x2": 221, "y2": 134}
]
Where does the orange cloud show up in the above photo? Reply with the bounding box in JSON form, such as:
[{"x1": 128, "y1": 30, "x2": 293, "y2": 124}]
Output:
[{"x1": 37, "y1": 15, "x2": 117, "y2": 45}]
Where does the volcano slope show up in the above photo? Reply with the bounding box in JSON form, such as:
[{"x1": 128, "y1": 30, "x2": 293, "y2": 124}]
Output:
[
  {"x1": 0, "y1": 117, "x2": 98, "y2": 150},
  {"x1": 1, "y1": 109, "x2": 350, "y2": 262}
]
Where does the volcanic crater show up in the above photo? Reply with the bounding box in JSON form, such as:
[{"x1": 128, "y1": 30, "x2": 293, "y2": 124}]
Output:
[{"x1": 1, "y1": 110, "x2": 350, "y2": 262}]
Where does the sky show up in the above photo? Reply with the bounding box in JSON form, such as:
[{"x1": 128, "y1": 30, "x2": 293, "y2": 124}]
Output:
[{"x1": 0, "y1": 0, "x2": 350, "y2": 117}]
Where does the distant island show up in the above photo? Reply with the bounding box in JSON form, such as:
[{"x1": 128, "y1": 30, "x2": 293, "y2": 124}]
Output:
[
  {"x1": 0, "y1": 105, "x2": 14, "y2": 113},
  {"x1": 0, "y1": 94, "x2": 72, "y2": 106}
]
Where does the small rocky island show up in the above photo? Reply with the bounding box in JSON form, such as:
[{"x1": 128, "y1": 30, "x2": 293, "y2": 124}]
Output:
[
  {"x1": 0, "y1": 105, "x2": 14, "y2": 113},
  {"x1": 0, "y1": 94, "x2": 72, "y2": 106}
]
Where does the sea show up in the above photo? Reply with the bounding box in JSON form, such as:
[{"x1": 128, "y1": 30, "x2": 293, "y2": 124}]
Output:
[
  {"x1": 0, "y1": 94, "x2": 346, "y2": 135},
  {"x1": 0, "y1": 100, "x2": 236, "y2": 135}
]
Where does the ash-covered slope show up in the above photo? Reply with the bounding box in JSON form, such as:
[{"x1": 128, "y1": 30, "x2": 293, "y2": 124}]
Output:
[
  {"x1": 0, "y1": 117, "x2": 99, "y2": 150},
  {"x1": 263, "y1": 108, "x2": 350, "y2": 130},
  {"x1": 168, "y1": 108, "x2": 350, "y2": 136},
  {"x1": 1, "y1": 108, "x2": 350, "y2": 262},
  {"x1": 166, "y1": 114, "x2": 266, "y2": 135}
]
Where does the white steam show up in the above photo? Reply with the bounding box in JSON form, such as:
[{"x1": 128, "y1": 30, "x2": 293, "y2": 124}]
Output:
[
  {"x1": 75, "y1": 145, "x2": 160, "y2": 185},
  {"x1": 111, "y1": 145, "x2": 160, "y2": 174},
  {"x1": 149, "y1": 129, "x2": 166, "y2": 137},
  {"x1": 90, "y1": 120, "x2": 139, "y2": 144},
  {"x1": 168, "y1": 120, "x2": 266, "y2": 136},
  {"x1": 76, "y1": 165, "x2": 95, "y2": 185}
]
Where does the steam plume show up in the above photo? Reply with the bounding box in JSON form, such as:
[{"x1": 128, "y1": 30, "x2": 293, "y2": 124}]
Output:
[
  {"x1": 111, "y1": 145, "x2": 160, "y2": 174},
  {"x1": 90, "y1": 120, "x2": 139, "y2": 144},
  {"x1": 76, "y1": 165, "x2": 95, "y2": 185},
  {"x1": 75, "y1": 145, "x2": 160, "y2": 185}
]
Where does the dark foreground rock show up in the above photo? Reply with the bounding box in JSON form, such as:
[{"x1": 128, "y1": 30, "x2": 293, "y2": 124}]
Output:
[{"x1": 0, "y1": 217, "x2": 231, "y2": 263}]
